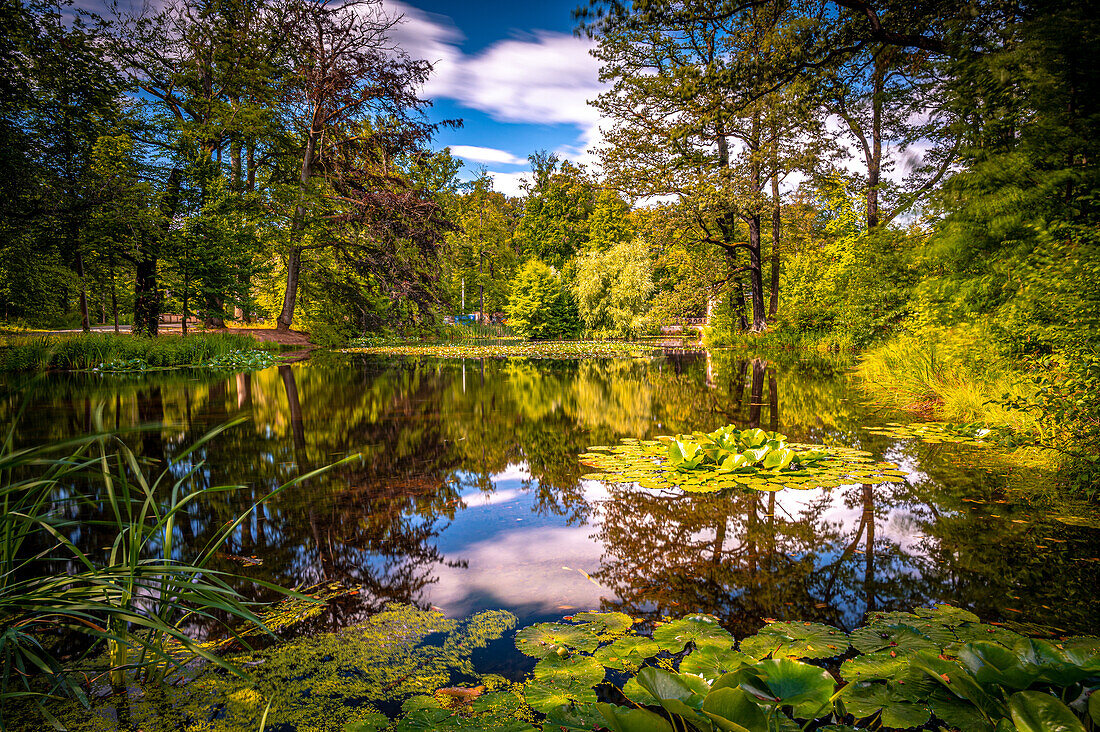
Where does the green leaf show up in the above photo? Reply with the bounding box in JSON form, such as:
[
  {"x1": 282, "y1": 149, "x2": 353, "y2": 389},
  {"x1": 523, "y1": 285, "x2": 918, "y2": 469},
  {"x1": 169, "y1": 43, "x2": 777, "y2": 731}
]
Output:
[
  {"x1": 1008, "y1": 691, "x2": 1087, "y2": 732},
  {"x1": 544, "y1": 703, "x2": 607, "y2": 731},
  {"x1": 595, "y1": 703, "x2": 675, "y2": 732},
  {"x1": 839, "y1": 651, "x2": 908, "y2": 681},
  {"x1": 343, "y1": 713, "x2": 390, "y2": 732},
  {"x1": 594, "y1": 635, "x2": 660, "y2": 670},
  {"x1": 844, "y1": 683, "x2": 932, "y2": 729},
  {"x1": 680, "y1": 645, "x2": 754, "y2": 682},
  {"x1": 523, "y1": 679, "x2": 597, "y2": 713},
  {"x1": 958, "y1": 641, "x2": 1038, "y2": 689},
  {"x1": 653, "y1": 614, "x2": 735, "y2": 652},
  {"x1": 634, "y1": 666, "x2": 710, "y2": 705},
  {"x1": 749, "y1": 658, "x2": 836, "y2": 720},
  {"x1": 701, "y1": 687, "x2": 767, "y2": 732},
  {"x1": 532, "y1": 653, "x2": 605, "y2": 687},
  {"x1": 514, "y1": 623, "x2": 599, "y2": 657},
  {"x1": 571, "y1": 611, "x2": 633, "y2": 636},
  {"x1": 739, "y1": 621, "x2": 849, "y2": 660},
  {"x1": 849, "y1": 623, "x2": 945, "y2": 654}
]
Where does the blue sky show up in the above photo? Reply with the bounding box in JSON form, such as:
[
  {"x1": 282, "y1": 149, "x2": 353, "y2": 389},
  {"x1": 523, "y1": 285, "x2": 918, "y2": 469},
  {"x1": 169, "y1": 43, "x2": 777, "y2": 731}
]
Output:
[{"x1": 386, "y1": 0, "x2": 605, "y2": 195}]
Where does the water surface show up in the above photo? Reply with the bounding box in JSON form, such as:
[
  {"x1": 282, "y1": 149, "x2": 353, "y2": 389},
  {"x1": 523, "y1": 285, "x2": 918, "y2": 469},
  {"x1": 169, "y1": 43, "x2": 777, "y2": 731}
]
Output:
[{"x1": 6, "y1": 350, "x2": 1098, "y2": 643}]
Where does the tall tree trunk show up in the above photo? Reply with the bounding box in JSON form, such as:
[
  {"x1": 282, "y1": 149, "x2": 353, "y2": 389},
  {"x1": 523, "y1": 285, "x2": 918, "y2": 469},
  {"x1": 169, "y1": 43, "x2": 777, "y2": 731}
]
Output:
[
  {"x1": 747, "y1": 112, "x2": 767, "y2": 331},
  {"x1": 76, "y1": 249, "x2": 90, "y2": 332},
  {"x1": 110, "y1": 253, "x2": 119, "y2": 333},
  {"x1": 769, "y1": 122, "x2": 781, "y2": 319},
  {"x1": 133, "y1": 257, "x2": 159, "y2": 337},
  {"x1": 867, "y1": 54, "x2": 885, "y2": 230},
  {"x1": 277, "y1": 132, "x2": 317, "y2": 332},
  {"x1": 733, "y1": 275, "x2": 749, "y2": 332}
]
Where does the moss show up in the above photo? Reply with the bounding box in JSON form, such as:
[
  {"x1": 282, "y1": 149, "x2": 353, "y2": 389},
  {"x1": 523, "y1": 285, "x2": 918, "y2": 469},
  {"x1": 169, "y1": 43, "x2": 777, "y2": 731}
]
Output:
[{"x1": 18, "y1": 605, "x2": 516, "y2": 732}]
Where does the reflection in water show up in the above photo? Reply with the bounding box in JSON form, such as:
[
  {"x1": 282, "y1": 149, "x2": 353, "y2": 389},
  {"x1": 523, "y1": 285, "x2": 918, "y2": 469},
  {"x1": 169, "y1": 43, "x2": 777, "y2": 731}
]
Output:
[{"x1": 4, "y1": 352, "x2": 1098, "y2": 636}]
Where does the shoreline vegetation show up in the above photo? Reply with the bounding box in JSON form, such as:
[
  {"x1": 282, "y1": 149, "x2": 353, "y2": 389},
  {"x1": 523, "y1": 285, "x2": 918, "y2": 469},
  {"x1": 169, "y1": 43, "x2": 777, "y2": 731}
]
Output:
[{"x1": 0, "y1": 332, "x2": 286, "y2": 372}]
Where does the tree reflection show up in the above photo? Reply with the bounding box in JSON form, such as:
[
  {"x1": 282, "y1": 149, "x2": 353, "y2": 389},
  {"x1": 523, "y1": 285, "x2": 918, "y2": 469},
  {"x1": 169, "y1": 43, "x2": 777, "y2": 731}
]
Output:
[{"x1": 2, "y1": 351, "x2": 1097, "y2": 639}]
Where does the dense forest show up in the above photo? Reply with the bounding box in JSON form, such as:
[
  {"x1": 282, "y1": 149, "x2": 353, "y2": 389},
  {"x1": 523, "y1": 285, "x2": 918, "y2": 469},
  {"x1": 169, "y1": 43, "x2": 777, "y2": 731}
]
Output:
[{"x1": 1, "y1": 0, "x2": 1097, "y2": 479}]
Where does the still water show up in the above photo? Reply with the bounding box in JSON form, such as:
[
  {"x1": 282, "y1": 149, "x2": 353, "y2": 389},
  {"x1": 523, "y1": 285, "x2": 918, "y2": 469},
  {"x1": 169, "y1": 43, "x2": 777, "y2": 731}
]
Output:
[{"x1": 7, "y1": 350, "x2": 1099, "y2": 641}]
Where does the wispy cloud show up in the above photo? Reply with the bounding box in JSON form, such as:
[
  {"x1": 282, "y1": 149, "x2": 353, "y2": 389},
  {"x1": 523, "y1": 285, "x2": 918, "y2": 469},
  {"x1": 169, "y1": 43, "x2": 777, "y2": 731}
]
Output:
[
  {"x1": 386, "y1": 1, "x2": 607, "y2": 170},
  {"x1": 449, "y1": 145, "x2": 528, "y2": 166}
]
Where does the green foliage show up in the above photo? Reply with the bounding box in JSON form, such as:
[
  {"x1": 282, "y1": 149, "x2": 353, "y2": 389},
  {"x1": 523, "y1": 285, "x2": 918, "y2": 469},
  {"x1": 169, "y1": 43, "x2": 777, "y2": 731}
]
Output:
[
  {"x1": 513, "y1": 153, "x2": 596, "y2": 268},
  {"x1": 0, "y1": 333, "x2": 273, "y2": 372},
  {"x1": 368, "y1": 605, "x2": 1099, "y2": 732},
  {"x1": 505, "y1": 260, "x2": 581, "y2": 341},
  {"x1": 0, "y1": 419, "x2": 338, "y2": 728},
  {"x1": 579, "y1": 428, "x2": 907, "y2": 494},
  {"x1": 574, "y1": 237, "x2": 655, "y2": 339}
]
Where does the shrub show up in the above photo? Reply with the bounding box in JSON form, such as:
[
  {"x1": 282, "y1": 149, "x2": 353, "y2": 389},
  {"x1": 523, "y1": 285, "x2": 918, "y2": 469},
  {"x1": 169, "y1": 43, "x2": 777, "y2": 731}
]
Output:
[{"x1": 505, "y1": 260, "x2": 581, "y2": 340}]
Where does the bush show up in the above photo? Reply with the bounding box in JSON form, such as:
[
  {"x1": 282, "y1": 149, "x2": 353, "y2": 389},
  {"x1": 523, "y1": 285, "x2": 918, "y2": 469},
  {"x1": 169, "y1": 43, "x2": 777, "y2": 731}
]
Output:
[{"x1": 505, "y1": 260, "x2": 581, "y2": 340}]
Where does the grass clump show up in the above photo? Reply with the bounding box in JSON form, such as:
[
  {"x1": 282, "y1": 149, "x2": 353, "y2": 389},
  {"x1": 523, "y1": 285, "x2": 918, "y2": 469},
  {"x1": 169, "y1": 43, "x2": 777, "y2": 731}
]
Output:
[{"x1": 0, "y1": 332, "x2": 274, "y2": 372}]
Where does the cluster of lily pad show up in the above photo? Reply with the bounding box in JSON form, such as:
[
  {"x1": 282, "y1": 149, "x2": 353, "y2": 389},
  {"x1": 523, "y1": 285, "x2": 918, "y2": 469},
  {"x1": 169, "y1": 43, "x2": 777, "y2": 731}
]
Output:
[
  {"x1": 377, "y1": 605, "x2": 1099, "y2": 732},
  {"x1": 342, "y1": 341, "x2": 668, "y2": 360},
  {"x1": 865, "y1": 421, "x2": 1005, "y2": 446},
  {"x1": 579, "y1": 426, "x2": 909, "y2": 494}
]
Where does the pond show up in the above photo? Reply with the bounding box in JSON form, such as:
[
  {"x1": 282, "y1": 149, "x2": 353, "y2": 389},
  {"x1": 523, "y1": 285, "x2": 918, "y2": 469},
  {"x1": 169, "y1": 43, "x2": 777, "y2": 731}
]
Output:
[{"x1": 5, "y1": 350, "x2": 1099, "y2": 680}]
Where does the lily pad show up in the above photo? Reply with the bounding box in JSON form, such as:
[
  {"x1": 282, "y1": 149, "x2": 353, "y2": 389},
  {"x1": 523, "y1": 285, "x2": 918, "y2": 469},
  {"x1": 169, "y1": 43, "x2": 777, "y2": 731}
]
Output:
[
  {"x1": 844, "y1": 683, "x2": 932, "y2": 729},
  {"x1": 849, "y1": 623, "x2": 951, "y2": 654},
  {"x1": 653, "y1": 614, "x2": 735, "y2": 652},
  {"x1": 532, "y1": 653, "x2": 606, "y2": 687},
  {"x1": 570, "y1": 611, "x2": 633, "y2": 636},
  {"x1": 514, "y1": 623, "x2": 599, "y2": 657},
  {"x1": 594, "y1": 636, "x2": 660, "y2": 670},
  {"x1": 739, "y1": 621, "x2": 849, "y2": 660},
  {"x1": 523, "y1": 679, "x2": 597, "y2": 713},
  {"x1": 679, "y1": 645, "x2": 754, "y2": 682}
]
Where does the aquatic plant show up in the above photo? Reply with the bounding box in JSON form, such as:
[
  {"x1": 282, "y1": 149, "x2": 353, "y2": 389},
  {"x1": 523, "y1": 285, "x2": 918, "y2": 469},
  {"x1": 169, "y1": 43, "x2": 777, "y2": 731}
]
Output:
[
  {"x1": 579, "y1": 428, "x2": 908, "y2": 494},
  {"x1": 0, "y1": 416, "x2": 344, "y2": 728},
  {"x1": 343, "y1": 341, "x2": 677, "y2": 359},
  {"x1": 0, "y1": 332, "x2": 273, "y2": 372},
  {"x1": 376, "y1": 606, "x2": 1099, "y2": 732}
]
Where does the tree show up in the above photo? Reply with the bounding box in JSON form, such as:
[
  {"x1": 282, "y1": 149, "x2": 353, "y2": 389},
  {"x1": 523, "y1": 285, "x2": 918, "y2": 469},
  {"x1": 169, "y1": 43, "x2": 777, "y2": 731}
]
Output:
[
  {"x1": 505, "y1": 260, "x2": 580, "y2": 340},
  {"x1": 513, "y1": 152, "x2": 596, "y2": 268},
  {"x1": 591, "y1": 0, "x2": 821, "y2": 331},
  {"x1": 574, "y1": 237, "x2": 655, "y2": 338},
  {"x1": 272, "y1": 0, "x2": 442, "y2": 332},
  {"x1": 444, "y1": 169, "x2": 518, "y2": 319}
]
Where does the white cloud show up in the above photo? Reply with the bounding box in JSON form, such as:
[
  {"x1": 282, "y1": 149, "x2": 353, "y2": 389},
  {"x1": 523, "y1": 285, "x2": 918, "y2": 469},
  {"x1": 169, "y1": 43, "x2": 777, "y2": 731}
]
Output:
[
  {"x1": 483, "y1": 170, "x2": 532, "y2": 197},
  {"x1": 450, "y1": 145, "x2": 527, "y2": 166},
  {"x1": 384, "y1": 3, "x2": 607, "y2": 169}
]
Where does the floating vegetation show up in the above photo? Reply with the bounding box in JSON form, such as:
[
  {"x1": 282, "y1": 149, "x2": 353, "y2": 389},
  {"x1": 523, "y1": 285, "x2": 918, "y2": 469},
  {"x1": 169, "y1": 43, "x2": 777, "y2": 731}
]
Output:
[
  {"x1": 342, "y1": 340, "x2": 674, "y2": 359},
  {"x1": 372, "y1": 605, "x2": 1099, "y2": 732},
  {"x1": 865, "y1": 421, "x2": 1007, "y2": 446},
  {"x1": 580, "y1": 425, "x2": 908, "y2": 493},
  {"x1": 90, "y1": 348, "x2": 277, "y2": 374},
  {"x1": 23, "y1": 604, "x2": 519, "y2": 732}
]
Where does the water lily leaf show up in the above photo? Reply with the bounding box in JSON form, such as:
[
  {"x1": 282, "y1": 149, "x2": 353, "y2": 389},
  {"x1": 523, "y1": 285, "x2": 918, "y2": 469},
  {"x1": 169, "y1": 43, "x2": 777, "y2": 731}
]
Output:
[
  {"x1": 913, "y1": 605, "x2": 980, "y2": 626},
  {"x1": 514, "y1": 623, "x2": 599, "y2": 657},
  {"x1": 701, "y1": 687, "x2": 767, "y2": 732},
  {"x1": 958, "y1": 641, "x2": 1038, "y2": 689},
  {"x1": 1061, "y1": 636, "x2": 1100, "y2": 671},
  {"x1": 594, "y1": 703, "x2": 675, "y2": 732},
  {"x1": 1012, "y1": 638, "x2": 1091, "y2": 686},
  {"x1": 595, "y1": 636, "x2": 660, "y2": 670},
  {"x1": 1008, "y1": 691, "x2": 1087, "y2": 732},
  {"x1": 543, "y1": 703, "x2": 606, "y2": 731},
  {"x1": 532, "y1": 653, "x2": 605, "y2": 687},
  {"x1": 952, "y1": 622, "x2": 1025, "y2": 649},
  {"x1": 680, "y1": 645, "x2": 754, "y2": 682},
  {"x1": 840, "y1": 651, "x2": 908, "y2": 681},
  {"x1": 653, "y1": 614, "x2": 735, "y2": 652},
  {"x1": 929, "y1": 689, "x2": 996, "y2": 732},
  {"x1": 849, "y1": 623, "x2": 947, "y2": 654},
  {"x1": 844, "y1": 683, "x2": 931, "y2": 729},
  {"x1": 749, "y1": 658, "x2": 836, "y2": 719},
  {"x1": 570, "y1": 611, "x2": 633, "y2": 636},
  {"x1": 739, "y1": 622, "x2": 849, "y2": 660},
  {"x1": 634, "y1": 666, "x2": 710, "y2": 704},
  {"x1": 523, "y1": 679, "x2": 597, "y2": 713}
]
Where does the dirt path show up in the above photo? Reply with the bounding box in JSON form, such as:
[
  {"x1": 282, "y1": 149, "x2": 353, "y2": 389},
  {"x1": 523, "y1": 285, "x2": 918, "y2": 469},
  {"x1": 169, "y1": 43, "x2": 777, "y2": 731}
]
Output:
[{"x1": 224, "y1": 328, "x2": 313, "y2": 348}]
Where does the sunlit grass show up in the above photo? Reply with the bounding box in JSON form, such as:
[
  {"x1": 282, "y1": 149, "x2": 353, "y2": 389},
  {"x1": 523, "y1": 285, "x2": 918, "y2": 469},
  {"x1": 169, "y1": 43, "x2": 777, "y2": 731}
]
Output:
[{"x1": 0, "y1": 332, "x2": 276, "y2": 371}]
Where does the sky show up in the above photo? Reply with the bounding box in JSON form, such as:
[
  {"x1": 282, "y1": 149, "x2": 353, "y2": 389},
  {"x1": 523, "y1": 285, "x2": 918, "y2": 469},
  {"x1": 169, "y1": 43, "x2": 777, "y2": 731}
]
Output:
[{"x1": 382, "y1": 0, "x2": 605, "y2": 196}]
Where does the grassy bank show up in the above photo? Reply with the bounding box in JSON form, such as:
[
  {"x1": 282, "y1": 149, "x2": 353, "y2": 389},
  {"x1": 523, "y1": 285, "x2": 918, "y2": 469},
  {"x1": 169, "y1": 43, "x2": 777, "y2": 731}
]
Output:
[
  {"x1": 702, "y1": 325, "x2": 854, "y2": 353},
  {"x1": 0, "y1": 332, "x2": 276, "y2": 372}
]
